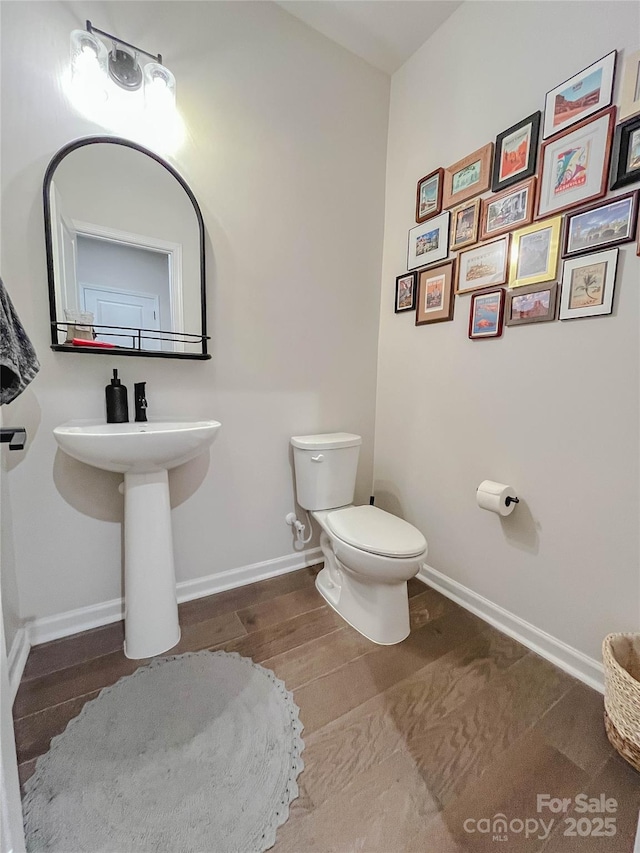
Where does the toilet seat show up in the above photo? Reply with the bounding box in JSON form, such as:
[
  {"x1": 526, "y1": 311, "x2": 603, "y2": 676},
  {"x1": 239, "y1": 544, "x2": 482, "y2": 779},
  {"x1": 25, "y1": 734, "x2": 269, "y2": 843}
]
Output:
[{"x1": 325, "y1": 505, "x2": 426, "y2": 558}]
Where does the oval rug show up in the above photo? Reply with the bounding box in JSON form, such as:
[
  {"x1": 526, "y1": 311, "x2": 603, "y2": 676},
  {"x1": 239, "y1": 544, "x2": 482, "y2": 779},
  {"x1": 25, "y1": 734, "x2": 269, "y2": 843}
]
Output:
[{"x1": 23, "y1": 650, "x2": 305, "y2": 852}]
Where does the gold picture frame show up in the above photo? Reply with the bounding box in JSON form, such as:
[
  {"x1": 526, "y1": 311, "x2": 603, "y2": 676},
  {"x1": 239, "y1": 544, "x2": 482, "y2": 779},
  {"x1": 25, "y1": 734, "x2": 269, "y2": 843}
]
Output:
[{"x1": 509, "y1": 217, "x2": 562, "y2": 288}]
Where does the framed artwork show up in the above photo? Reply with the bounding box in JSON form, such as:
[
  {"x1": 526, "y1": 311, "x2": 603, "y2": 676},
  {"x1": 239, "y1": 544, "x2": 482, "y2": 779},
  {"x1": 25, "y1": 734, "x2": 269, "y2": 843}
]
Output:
[
  {"x1": 480, "y1": 177, "x2": 536, "y2": 240},
  {"x1": 505, "y1": 282, "x2": 558, "y2": 326},
  {"x1": 609, "y1": 115, "x2": 640, "y2": 190},
  {"x1": 492, "y1": 112, "x2": 541, "y2": 192},
  {"x1": 407, "y1": 212, "x2": 450, "y2": 270},
  {"x1": 559, "y1": 248, "x2": 619, "y2": 320},
  {"x1": 415, "y1": 168, "x2": 444, "y2": 223},
  {"x1": 509, "y1": 217, "x2": 562, "y2": 288},
  {"x1": 415, "y1": 261, "x2": 455, "y2": 326},
  {"x1": 536, "y1": 107, "x2": 615, "y2": 218},
  {"x1": 395, "y1": 271, "x2": 417, "y2": 313},
  {"x1": 542, "y1": 51, "x2": 616, "y2": 139},
  {"x1": 468, "y1": 288, "x2": 505, "y2": 339},
  {"x1": 617, "y1": 49, "x2": 640, "y2": 122},
  {"x1": 563, "y1": 191, "x2": 638, "y2": 257},
  {"x1": 456, "y1": 235, "x2": 510, "y2": 294},
  {"x1": 450, "y1": 198, "x2": 480, "y2": 251},
  {"x1": 442, "y1": 143, "x2": 494, "y2": 208}
]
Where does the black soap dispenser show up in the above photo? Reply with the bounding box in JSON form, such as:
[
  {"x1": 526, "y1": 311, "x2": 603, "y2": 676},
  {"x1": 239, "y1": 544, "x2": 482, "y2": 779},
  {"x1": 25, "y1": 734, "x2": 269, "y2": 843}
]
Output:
[{"x1": 105, "y1": 369, "x2": 129, "y2": 423}]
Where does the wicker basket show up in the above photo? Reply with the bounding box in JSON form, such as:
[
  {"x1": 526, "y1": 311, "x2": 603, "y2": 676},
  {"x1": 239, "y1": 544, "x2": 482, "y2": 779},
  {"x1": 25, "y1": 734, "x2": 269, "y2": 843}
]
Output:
[{"x1": 602, "y1": 633, "x2": 640, "y2": 772}]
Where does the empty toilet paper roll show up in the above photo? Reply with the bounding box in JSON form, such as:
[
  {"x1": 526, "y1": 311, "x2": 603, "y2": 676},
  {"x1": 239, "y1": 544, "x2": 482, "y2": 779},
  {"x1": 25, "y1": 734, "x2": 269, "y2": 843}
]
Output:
[{"x1": 476, "y1": 480, "x2": 517, "y2": 516}]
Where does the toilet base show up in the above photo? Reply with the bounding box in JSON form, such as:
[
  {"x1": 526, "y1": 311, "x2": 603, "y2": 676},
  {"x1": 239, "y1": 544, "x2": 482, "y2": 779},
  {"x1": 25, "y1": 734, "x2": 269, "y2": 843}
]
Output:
[{"x1": 315, "y1": 566, "x2": 410, "y2": 645}]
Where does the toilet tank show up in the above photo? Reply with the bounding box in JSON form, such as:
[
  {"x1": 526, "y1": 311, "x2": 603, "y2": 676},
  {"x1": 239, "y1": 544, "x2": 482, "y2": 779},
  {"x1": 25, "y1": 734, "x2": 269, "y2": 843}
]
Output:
[{"x1": 291, "y1": 433, "x2": 362, "y2": 511}]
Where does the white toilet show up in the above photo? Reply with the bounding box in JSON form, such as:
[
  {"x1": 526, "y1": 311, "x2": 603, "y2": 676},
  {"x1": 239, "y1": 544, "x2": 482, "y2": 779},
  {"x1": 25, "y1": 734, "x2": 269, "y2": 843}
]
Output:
[{"x1": 290, "y1": 432, "x2": 428, "y2": 645}]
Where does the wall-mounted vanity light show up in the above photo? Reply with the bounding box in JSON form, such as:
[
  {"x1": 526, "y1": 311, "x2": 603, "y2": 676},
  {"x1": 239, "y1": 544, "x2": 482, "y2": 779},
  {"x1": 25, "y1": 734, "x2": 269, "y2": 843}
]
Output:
[{"x1": 70, "y1": 21, "x2": 176, "y2": 110}]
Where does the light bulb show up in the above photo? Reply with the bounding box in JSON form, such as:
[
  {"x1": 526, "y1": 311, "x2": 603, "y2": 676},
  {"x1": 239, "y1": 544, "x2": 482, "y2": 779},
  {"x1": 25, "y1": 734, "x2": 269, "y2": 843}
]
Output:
[{"x1": 143, "y1": 62, "x2": 176, "y2": 111}]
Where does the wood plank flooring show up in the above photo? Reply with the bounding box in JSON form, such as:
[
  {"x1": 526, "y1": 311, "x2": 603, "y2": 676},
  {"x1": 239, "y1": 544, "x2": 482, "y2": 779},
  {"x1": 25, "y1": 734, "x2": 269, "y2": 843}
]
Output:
[{"x1": 13, "y1": 566, "x2": 640, "y2": 852}]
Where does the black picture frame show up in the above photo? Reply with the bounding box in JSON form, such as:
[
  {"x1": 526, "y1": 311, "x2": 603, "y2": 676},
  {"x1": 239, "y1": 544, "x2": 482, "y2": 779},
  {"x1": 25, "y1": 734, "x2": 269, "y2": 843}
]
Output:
[
  {"x1": 492, "y1": 111, "x2": 541, "y2": 192},
  {"x1": 394, "y1": 272, "x2": 417, "y2": 313},
  {"x1": 610, "y1": 115, "x2": 640, "y2": 190},
  {"x1": 562, "y1": 191, "x2": 639, "y2": 257}
]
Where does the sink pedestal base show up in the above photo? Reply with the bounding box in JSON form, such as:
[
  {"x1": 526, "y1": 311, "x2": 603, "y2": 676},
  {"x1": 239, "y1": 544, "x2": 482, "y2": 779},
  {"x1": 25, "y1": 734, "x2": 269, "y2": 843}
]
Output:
[{"x1": 123, "y1": 469, "x2": 181, "y2": 659}]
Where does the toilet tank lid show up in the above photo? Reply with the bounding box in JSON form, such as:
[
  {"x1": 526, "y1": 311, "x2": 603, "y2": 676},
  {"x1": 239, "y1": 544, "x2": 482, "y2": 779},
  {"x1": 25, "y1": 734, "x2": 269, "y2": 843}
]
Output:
[{"x1": 290, "y1": 432, "x2": 362, "y2": 450}]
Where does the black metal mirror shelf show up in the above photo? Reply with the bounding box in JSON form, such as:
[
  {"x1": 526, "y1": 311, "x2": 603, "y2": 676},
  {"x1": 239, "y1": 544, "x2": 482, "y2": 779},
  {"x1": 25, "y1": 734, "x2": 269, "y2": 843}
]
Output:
[{"x1": 44, "y1": 136, "x2": 210, "y2": 360}]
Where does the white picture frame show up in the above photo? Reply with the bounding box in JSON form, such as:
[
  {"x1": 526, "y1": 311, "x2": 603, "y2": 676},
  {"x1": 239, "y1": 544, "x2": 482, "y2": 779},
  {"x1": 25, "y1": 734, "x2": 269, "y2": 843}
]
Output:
[
  {"x1": 543, "y1": 51, "x2": 616, "y2": 139},
  {"x1": 559, "y1": 248, "x2": 619, "y2": 320},
  {"x1": 407, "y1": 211, "x2": 450, "y2": 270}
]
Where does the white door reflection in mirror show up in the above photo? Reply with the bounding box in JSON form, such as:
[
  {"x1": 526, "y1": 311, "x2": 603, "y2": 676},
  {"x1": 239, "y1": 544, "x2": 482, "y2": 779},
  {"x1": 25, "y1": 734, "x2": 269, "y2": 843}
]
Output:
[{"x1": 44, "y1": 138, "x2": 208, "y2": 358}]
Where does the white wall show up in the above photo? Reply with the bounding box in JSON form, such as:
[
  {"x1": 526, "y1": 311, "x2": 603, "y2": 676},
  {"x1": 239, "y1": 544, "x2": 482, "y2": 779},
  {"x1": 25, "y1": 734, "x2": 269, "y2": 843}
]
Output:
[
  {"x1": 375, "y1": 1, "x2": 640, "y2": 661},
  {"x1": 0, "y1": 1, "x2": 389, "y2": 625}
]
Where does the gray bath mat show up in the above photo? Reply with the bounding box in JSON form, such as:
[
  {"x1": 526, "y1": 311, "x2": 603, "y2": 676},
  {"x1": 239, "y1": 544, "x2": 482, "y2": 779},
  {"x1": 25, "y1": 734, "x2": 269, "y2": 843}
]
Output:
[{"x1": 23, "y1": 650, "x2": 305, "y2": 852}]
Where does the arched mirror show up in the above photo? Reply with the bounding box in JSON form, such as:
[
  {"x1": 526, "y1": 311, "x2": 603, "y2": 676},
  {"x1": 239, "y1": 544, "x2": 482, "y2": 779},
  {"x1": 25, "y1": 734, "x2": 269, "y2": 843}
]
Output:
[{"x1": 44, "y1": 136, "x2": 210, "y2": 360}]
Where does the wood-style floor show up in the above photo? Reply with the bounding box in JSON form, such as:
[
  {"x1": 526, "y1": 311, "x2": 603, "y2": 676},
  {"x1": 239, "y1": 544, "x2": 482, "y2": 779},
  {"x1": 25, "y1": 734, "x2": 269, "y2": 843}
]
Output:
[{"x1": 13, "y1": 566, "x2": 640, "y2": 852}]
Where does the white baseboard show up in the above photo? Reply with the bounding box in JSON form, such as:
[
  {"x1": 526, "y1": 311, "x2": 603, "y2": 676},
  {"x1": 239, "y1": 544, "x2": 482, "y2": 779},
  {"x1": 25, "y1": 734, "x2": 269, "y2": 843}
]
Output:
[
  {"x1": 418, "y1": 564, "x2": 604, "y2": 694},
  {"x1": 7, "y1": 626, "x2": 31, "y2": 701},
  {"x1": 29, "y1": 547, "x2": 323, "y2": 647}
]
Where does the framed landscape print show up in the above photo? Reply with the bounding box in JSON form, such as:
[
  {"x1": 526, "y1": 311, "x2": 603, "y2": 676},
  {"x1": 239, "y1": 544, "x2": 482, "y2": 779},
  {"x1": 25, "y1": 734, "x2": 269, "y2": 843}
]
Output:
[
  {"x1": 542, "y1": 51, "x2": 616, "y2": 139},
  {"x1": 509, "y1": 217, "x2": 562, "y2": 288},
  {"x1": 559, "y1": 248, "x2": 619, "y2": 320},
  {"x1": 415, "y1": 168, "x2": 444, "y2": 223},
  {"x1": 468, "y1": 288, "x2": 505, "y2": 339},
  {"x1": 415, "y1": 261, "x2": 455, "y2": 326},
  {"x1": 505, "y1": 282, "x2": 558, "y2": 326},
  {"x1": 407, "y1": 212, "x2": 450, "y2": 270},
  {"x1": 492, "y1": 112, "x2": 541, "y2": 192},
  {"x1": 395, "y1": 271, "x2": 417, "y2": 313},
  {"x1": 618, "y1": 49, "x2": 640, "y2": 122},
  {"x1": 480, "y1": 177, "x2": 536, "y2": 240},
  {"x1": 609, "y1": 114, "x2": 640, "y2": 190},
  {"x1": 536, "y1": 107, "x2": 615, "y2": 218},
  {"x1": 456, "y1": 235, "x2": 510, "y2": 294},
  {"x1": 450, "y1": 198, "x2": 480, "y2": 251},
  {"x1": 563, "y1": 191, "x2": 638, "y2": 257},
  {"x1": 442, "y1": 143, "x2": 493, "y2": 208}
]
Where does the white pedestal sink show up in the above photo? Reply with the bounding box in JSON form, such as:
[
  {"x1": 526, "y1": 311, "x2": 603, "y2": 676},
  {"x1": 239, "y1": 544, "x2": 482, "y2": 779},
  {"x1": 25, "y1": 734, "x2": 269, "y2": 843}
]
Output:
[{"x1": 53, "y1": 419, "x2": 221, "y2": 659}]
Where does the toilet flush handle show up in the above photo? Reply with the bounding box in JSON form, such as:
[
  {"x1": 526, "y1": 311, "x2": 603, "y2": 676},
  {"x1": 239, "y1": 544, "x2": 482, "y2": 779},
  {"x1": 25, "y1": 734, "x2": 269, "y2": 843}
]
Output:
[{"x1": 311, "y1": 454, "x2": 324, "y2": 462}]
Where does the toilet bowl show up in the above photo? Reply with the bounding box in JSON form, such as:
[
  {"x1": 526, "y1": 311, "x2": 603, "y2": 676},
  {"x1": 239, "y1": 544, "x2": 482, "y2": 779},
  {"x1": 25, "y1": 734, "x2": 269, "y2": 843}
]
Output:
[{"x1": 290, "y1": 433, "x2": 428, "y2": 645}]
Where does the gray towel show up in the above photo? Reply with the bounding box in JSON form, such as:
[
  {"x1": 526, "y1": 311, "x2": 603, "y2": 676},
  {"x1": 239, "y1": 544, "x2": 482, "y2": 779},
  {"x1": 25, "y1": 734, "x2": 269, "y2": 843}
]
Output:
[{"x1": 0, "y1": 278, "x2": 40, "y2": 405}]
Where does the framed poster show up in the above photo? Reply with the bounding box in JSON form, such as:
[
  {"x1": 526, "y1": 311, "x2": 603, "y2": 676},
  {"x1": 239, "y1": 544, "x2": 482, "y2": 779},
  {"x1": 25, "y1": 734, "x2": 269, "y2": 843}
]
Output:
[
  {"x1": 536, "y1": 107, "x2": 615, "y2": 218},
  {"x1": 415, "y1": 261, "x2": 455, "y2": 325},
  {"x1": 415, "y1": 168, "x2": 444, "y2": 223},
  {"x1": 456, "y1": 235, "x2": 510, "y2": 294},
  {"x1": 492, "y1": 112, "x2": 540, "y2": 192},
  {"x1": 450, "y1": 198, "x2": 480, "y2": 251},
  {"x1": 505, "y1": 282, "x2": 558, "y2": 326},
  {"x1": 394, "y1": 272, "x2": 417, "y2": 313},
  {"x1": 509, "y1": 217, "x2": 562, "y2": 288},
  {"x1": 442, "y1": 144, "x2": 494, "y2": 208},
  {"x1": 468, "y1": 288, "x2": 505, "y2": 339},
  {"x1": 563, "y1": 191, "x2": 638, "y2": 256},
  {"x1": 542, "y1": 51, "x2": 616, "y2": 138},
  {"x1": 618, "y1": 49, "x2": 640, "y2": 122},
  {"x1": 609, "y1": 115, "x2": 640, "y2": 190},
  {"x1": 558, "y1": 248, "x2": 619, "y2": 320},
  {"x1": 480, "y1": 177, "x2": 536, "y2": 240},
  {"x1": 407, "y1": 212, "x2": 450, "y2": 270}
]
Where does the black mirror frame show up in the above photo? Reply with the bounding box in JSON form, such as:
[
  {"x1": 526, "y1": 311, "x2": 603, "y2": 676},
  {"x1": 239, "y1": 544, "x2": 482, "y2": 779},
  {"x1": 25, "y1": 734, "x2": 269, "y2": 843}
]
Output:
[{"x1": 43, "y1": 135, "x2": 211, "y2": 360}]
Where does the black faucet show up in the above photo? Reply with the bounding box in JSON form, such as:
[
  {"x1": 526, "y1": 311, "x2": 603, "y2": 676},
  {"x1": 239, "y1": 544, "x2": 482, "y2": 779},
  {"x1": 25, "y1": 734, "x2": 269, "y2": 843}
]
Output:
[{"x1": 134, "y1": 382, "x2": 148, "y2": 422}]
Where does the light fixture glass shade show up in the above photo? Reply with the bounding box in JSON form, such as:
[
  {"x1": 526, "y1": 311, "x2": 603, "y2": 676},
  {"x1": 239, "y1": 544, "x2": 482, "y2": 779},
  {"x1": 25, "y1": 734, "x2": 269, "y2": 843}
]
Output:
[
  {"x1": 143, "y1": 62, "x2": 176, "y2": 110},
  {"x1": 70, "y1": 29, "x2": 108, "y2": 99}
]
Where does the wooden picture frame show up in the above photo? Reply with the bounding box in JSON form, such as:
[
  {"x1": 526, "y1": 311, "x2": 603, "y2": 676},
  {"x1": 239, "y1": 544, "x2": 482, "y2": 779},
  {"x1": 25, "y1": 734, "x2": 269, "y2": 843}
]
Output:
[
  {"x1": 492, "y1": 112, "x2": 541, "y2": 192},
  {"x1": 415, "y1": 168, "x2": 444, "y2": 223},
  {"x1": 480, "y1": 177, "x2": 536, "y2": 241},
  {"x1": 559, "y1": 248, "x2": 619, "y2": 320},
  {"x1": 542, "y1": 51, "x2": 616, "y2": 139},
  {"x1": 563, "y1": 191, "x2": 638, "y2": 257},
  {"x1": 450, "y1": 198, "x2": 480, "y2": 251},
  {"x1": 509, "y1": 217, "x2": 562, "y2": 288},
  {"x1": 415, "y1": 261, "x2": 455, "y2": 325},
  {"x1": 505, "y1": 281, "x2": 558, "y2": 326},
  {"x1": 442, "y1": 143, "x2": 494, "y2": 208},
  {"x1": 407, "y1": 212, "x2": 450, "y2": 270},
  {"x1": 468, "y1": 288, "x2": 505, "y2": 339},
  {"x1": 456, "y1": 235, "x2": 510, "y2": 294},
  {"x1": 394, "y1": 271, "x2": 417, "y2": 313},
  {"x1": 619, "y1": 49, "x2": 640, "y2": 122},
  {"x1": 536, "y1": 107, "x2": 616, "y2": 219},
  {"x1": 609, "y1": 114, "x2": 640, "y2": 191}
]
